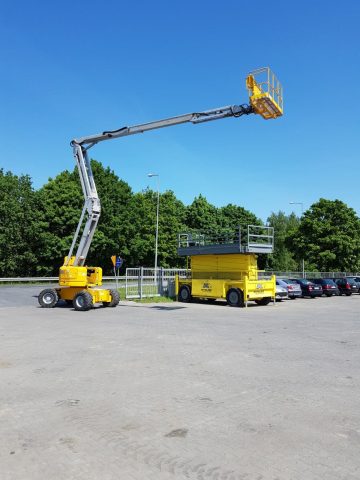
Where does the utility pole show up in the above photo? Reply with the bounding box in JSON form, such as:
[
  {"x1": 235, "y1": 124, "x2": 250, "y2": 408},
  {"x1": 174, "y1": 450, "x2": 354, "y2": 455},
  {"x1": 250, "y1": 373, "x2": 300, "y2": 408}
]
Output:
[
  {"x1": 147, "y1": 173, "x2": 160, "y2": 280},
  {"x1": 290, "y1": 201, "x2": 305, "y2": 277}
]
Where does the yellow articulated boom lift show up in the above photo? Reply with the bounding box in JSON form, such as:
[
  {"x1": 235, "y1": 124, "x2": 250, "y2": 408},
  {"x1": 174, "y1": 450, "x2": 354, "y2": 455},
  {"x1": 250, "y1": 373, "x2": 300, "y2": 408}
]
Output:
[
  {"x1": 38, "y1": 67, "x2": 283, "y2": 311},
  {"x1": 176, "y1": 226, "x2": 276, "y2": 307}
]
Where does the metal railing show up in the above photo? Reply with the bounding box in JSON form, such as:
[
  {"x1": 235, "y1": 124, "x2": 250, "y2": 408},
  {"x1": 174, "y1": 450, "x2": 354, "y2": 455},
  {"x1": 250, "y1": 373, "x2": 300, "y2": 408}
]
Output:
[
  {"x1": 267, "y1": 271, "x2": 360, "y2": 279},
  {"x1": 125, "y1": 268, "x2": 188, "y2": 299},
  {"x1": 0, "y1": 276, "x2": 125, "y2": 283},
  {"x1": 2, "y1": 271, "x2": 359, "y2": 301},
  {"x1": 178, "y1": 225, "x2": 274, "y2": 254},
  {"x1": 248, "y1": 66, "x2": 283, "y2": 112}
]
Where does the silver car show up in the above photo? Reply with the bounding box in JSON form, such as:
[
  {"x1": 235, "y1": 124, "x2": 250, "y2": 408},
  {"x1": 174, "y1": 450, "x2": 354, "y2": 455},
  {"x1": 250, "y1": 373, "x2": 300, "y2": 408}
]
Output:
[
  {"x1": 275, "y1": 280, "x2": 288, "y2": 301},
  {"x1": 277, "y1": 278, "x2": 302, "y2": 299}
]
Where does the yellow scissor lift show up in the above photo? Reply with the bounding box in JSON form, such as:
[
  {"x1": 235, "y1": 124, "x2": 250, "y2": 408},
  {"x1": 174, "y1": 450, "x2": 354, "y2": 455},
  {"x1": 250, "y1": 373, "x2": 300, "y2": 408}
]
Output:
[
  {"x1": 38, "y1": 67, "x2": 282, "y2": 311},
  {"x1": 176, "y1": 226, "x2": 276, "y2": 307}
]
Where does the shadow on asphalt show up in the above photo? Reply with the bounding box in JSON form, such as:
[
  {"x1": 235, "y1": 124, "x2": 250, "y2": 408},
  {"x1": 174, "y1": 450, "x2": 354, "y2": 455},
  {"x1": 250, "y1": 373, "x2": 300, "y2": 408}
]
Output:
[{"x1": 149, "y1": 306, "x2": 187, "y2": 311}]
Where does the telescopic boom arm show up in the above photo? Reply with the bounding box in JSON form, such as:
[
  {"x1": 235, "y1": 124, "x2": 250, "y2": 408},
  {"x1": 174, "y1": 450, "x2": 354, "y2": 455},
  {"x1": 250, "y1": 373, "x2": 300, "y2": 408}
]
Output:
[
  {"x1": 67, "y1": 67, "x2": 283, "y2": 268},
  {"x1": 72, "y1": 104, "x2": 253, "y2": 148},
  {"x1": 67, "y1": 104, "x2": 254, "y2": 266}
]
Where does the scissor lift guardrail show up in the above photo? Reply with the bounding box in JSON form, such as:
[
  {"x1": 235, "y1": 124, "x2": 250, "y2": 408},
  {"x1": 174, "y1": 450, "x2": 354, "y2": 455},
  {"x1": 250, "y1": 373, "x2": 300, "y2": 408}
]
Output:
[{"x1": 177, "y1": 225, "x2": 274, "y2": 256}]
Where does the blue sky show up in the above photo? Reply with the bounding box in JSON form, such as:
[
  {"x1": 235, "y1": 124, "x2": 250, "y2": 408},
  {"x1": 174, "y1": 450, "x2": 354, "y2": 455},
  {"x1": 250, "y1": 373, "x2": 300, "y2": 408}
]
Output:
[{"x1": 0, "y1": 0, "x2": 359, "y2": 221}]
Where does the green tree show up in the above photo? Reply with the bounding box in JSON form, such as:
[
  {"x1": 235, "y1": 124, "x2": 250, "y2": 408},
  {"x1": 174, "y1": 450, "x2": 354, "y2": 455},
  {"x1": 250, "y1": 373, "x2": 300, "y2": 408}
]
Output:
[
  {"x1": 37, "y1": 160, "x2": 133, "y2": 275},
  {"x1": 85, "y1": 160, "x2": 133, "y2": 272},
  {"x1": 218, "y1": 203, "x2": 261, "y2": 230},
  {"x1": 266, "y1": 211, "x2": 299, "y2": 271},
  {"x1": 185, "y1": 195, "x2": 220, "y2": 232},
  {"x1": 0, "y1": 169, "x2": 44, "y2": 276},
  {"x1": 288, "y1": 199, "x2": 360, "y2": 272},
  {"x1": 37, "y1": 169, "x2": 83, "y2": 274},
  {"x1": 127, "y1": 189, "x2": 187, "y2": 268},
  {"x1": 185, "y1": 196, "x2": 261, "y2": 234},
  {"x1": 157, "y1": 190, "x2": 187, "y2": 267}
]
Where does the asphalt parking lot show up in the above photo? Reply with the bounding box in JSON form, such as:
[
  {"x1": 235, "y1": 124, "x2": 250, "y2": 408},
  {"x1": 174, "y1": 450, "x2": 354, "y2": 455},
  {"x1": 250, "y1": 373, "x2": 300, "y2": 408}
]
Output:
[{"x1": 0, "y1": 286, "x2": 359, "y2": 480}]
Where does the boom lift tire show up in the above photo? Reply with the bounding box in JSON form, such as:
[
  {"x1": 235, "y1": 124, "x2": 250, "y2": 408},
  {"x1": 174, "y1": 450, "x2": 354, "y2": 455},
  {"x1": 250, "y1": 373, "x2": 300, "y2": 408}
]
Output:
[
  {"x1": 255, "y1": 297, "x2": 272, "y2": 306},
  {"x1": 178, "y1": 285, "x2": 192, "y2": 303},
  {"x1": 226, "y1": 288, "x2": 244, "y2": 307},
  {"x1": 38, "y1": 288, "x2": 59, "y2": 308},
  {"x1": 103, "y1": 289, "x2": 120, "y2": 307},
  {"x1": 73, "y1": 291, "x2": 93, "y2": 311}
]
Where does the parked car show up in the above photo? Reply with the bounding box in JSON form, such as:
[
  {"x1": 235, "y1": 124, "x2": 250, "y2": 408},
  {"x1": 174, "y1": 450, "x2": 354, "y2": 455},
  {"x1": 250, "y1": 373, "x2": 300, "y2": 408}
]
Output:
[
  {"x1": 289, "y1": 278, "x2": 323, "y2": 298},
  {"x1": 309, "y1": 278, "x2": 339, "y2": 297},
  {"x1": 275, "y1": 281, "x2": 288, "y2": 301},
  {"x1": 277, "y1": 278, "x2": 302, "y2": 299},
  {"x1": 335, "y1": 277, "x2": 358, "y2": 295},
  {"x1": 346, "y1": 276, "x2": 360, "y2": 293}
]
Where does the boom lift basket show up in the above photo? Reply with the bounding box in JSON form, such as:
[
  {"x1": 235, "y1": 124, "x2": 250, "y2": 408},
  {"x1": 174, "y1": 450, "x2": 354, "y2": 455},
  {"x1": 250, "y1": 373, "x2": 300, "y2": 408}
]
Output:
[{"x1": 246, "y1": 67, "x2": 283, "y2": 119}]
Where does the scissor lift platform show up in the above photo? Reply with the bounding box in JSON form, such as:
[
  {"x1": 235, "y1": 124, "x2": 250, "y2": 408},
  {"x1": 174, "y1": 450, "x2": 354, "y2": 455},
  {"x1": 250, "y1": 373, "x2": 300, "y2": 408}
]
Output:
[{"x1": 177, "y1": 225, "x2": 274, "y2": 256}]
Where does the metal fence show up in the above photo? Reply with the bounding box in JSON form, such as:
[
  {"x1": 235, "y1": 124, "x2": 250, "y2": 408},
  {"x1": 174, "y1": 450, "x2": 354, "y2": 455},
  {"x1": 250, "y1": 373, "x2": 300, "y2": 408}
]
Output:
[
  {"x1": 0, "y1": 276, "x2": 125, "y2": 283},
  {"x1": 125, "y1": 268, "x2": 188, "y2": 299},
  {"x1": 266, "y1": 271, "x2": 360, "y2": 279},
  {"x1": 2, "y1": 270, "x2": 360, "y2": 300}
]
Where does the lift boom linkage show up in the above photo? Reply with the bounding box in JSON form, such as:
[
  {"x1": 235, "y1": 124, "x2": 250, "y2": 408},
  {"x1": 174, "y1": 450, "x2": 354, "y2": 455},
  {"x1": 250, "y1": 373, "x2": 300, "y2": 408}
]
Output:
[{"x1": 68, "y1": 104, "x2": 254, "y2": 267}]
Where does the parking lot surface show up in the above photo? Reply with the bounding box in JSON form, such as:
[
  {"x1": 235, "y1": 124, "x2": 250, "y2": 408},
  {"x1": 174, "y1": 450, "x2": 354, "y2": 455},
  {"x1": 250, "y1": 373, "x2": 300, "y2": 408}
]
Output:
[{"x1": 0, "y1": 287, "x2": 359, "y2": 480}]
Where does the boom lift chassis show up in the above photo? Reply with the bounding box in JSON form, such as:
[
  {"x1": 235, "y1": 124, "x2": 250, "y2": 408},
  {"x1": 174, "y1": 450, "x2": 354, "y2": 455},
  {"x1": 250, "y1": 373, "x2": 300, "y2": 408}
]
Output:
[{"x1": 38, "y1": 67, "x2": 283, "y2": 311}]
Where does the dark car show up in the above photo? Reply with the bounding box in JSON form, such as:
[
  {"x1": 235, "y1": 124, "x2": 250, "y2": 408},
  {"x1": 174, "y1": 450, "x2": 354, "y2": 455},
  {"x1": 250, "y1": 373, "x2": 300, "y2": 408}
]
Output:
[
  {"x1": 309, "y1": 278, "x2": 339, "y2": 297},
  {"x1": 290, "y1": 278, "x2": 323, "y2": 298},
  {"x1": 277, "y1": 278, "x2": 302, "y2": 299},
  {"x1": 346, "y1": 276, "x2": 360, "y2": 293},
  {"x1": 335, "y1": 277, "x2": 358, "y2": 296}
]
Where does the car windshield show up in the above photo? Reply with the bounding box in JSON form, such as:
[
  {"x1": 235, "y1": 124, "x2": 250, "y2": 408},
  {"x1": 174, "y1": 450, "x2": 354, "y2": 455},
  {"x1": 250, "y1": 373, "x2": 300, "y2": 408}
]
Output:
[
  {"x1": 323, "y1": 278, "x2": 337, "y2": 286},
  {"x1": 347, "y1": 278, "x2": 357, "y2": 285}
]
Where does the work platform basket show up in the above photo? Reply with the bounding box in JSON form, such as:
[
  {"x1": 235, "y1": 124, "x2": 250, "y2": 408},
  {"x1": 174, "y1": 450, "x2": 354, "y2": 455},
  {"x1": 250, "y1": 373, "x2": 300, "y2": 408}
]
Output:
[{"x1": 246, "y1": 67, "x2": 283, "y2": 119}]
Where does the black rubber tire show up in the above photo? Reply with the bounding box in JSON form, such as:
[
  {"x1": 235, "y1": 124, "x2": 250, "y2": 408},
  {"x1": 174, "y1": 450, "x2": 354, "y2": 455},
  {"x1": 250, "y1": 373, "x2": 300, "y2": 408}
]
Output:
[
  {"x1": 38, "y1": 288, "x2": 58, "y2": 308},
  {"x1": 345, "y1": 292, "x2": 352, "y2": 296},
  {"x1": 226, "y1": 288, "x2": 244, "y2": 307},
  {"x1": 178, "y1": 285, "x2": 192, "y2": 303},
  {"x1": 255, "y1": 297, "x2": 272, "y2": 306},
  {"x1": 73, "y1": 291, "x2": 93, "y2": 311},
  {"x1": 103, "y1": 289, "x2": 120, "y2": 307}
]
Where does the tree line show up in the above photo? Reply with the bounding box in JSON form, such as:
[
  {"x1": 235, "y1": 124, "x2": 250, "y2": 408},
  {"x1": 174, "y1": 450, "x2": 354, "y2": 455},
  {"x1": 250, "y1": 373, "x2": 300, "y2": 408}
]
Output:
[{"x1": 1, "y1": 161, "x2": 360, "y2": 277}]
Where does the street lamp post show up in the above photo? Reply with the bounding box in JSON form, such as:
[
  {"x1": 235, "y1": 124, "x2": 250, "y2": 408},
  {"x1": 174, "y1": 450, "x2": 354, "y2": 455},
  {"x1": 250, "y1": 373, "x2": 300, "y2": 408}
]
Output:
[
  {"x1": 147, "y1": 173, "x2": 160, "y2": 278},
  {"x1": 290, "y1": 201, "x2": 305, "y2": 277}
]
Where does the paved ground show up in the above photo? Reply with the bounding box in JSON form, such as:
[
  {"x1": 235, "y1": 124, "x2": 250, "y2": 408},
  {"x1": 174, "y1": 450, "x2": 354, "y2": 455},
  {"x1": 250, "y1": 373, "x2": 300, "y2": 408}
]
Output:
[{"x1": 0, "y1": 286, "x2": 359, "y2": 480}]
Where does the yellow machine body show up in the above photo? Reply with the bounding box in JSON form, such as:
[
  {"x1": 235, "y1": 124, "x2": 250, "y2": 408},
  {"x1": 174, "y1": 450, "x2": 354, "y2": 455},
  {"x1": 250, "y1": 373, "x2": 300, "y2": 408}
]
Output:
[
  {"x1": 177, "y1": 253, "x2": 276, "y2": 304},
  {"x1": 58, "y1": 257, "x2": 111, "y2": 303},
  {"x1": 57, "y1": 286, "x2": 112, "y2": 303},
  {"x1": 246, "y1": 67, "x2": 283, "y2": 120},
  {"x1": 59, "y1": 264, "x2": 103, "y2": 287}
]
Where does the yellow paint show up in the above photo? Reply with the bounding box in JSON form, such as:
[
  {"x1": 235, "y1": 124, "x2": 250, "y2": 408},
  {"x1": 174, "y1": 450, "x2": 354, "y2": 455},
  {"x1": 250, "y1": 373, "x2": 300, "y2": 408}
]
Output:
[
  {"x1": 246, "y1": 67, "x2": 283, "y2": 120},
  {"x1": 58, "y1": 260, "x2": 110, "y2": 303},
  {"x1": 59, "y1": 265, "x2": 102, "y2": 287},
  {"x1": 57, "y1": 286, "x2": 112, "y2": 303},
  {"x1": 178, "y1": 253, "x2": 275, "y2": 303}
]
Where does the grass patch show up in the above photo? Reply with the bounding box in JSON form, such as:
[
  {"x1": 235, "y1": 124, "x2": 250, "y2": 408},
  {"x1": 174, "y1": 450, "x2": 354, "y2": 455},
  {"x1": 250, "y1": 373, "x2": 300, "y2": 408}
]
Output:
[{"x1": 131, "y1": 295, "x2": 175, "y2": 303}]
